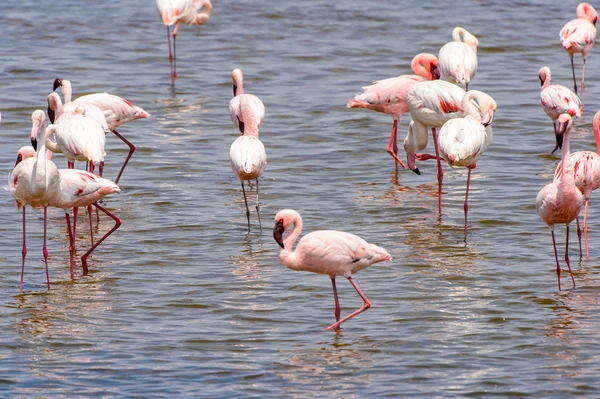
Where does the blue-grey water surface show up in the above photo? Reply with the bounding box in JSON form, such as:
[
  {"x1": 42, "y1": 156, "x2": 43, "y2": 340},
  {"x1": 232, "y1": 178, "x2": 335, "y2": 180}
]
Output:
[{"x1": 1, "y1": 0, "x2": 600, "y2": 397}]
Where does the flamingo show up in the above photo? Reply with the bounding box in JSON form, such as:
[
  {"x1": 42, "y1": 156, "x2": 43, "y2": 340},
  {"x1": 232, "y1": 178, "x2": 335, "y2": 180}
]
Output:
[
  {"x1": 539, "y1": 66, "x2": 582, "y2": 153},
  {"x1": 559, "y1": 2, "x2": 598, "y2": 110},
  {"x1": 8, "y1": 110, "x2": 60, "y2": 291},
  {"x1": 229, "y1": 94, "x2": 267, "y2": 232},
  {"x1": 15, "y1": 148, "x2": 122, "y2": 276},
  {"x1": 536, "y1": 114, "x2": 583, "y2": 290},
  {"x1": 438, "y1": 27, "x2": 479, "y2": 91},
  {"x1": 52, "y1": 78, "x2": 151, "y2": 184},
  {"x1": 554, "y1": 110, "x2": 600, "y2": 259},
  {"x1": 156, "y1": 0, "x2": 212, "y2": 83},
  {"x1": 437, "y1": 90, "x2": 496, "y2": 241},
  {"x1": 273, "y1": 209, "x2": 392, "y2": 330},
  {"x1": 406, "y1": 79, "x2": 466, "y2": 213},
  {"x1": 346, "y1": 53, "x2": 440, "y2": 169},
  {"x1": 229, "y1": 68, "x2": 265, "y2": 134}
]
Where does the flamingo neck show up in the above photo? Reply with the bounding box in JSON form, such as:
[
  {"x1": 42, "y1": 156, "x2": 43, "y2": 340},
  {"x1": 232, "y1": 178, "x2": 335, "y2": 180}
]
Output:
[
  {"x1": 44, "y1": 125, "x2": 61, "y2": 154},
  {"x1": 61, "y1": 80, "x2": 73, "y2": 103},
  {"x1": 195, "y1": 0, "x2": 212, "y2": 24},
  {"x1": 278, "y1": 217, "x2": 304, "y2": 271},
  {"x1": 594, "y1": 113, "x2": 600, "y2": 153},
  {"x1": 559, "y1": 127, "x2": 574, "y2": 187},
  {"x1": 48, "y1": 93, "x2": 64, "y2": 120},
  {"x1": 33, "y1": 120, "x2": 49, "y2": 193}
]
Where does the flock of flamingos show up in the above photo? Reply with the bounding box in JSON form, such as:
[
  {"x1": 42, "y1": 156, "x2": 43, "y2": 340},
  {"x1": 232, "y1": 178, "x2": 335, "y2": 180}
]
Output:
[{"x1": 6, "y1": 1, "x2": 600, "y2": 330}]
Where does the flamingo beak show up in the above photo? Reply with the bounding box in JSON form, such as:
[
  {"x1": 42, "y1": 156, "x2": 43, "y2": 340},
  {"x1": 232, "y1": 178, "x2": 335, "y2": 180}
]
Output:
[
  {"x1": 431, "y1": 65, "x2": 441, "y2": 80},
  {"x1": 482, "y1": 110, "x2": 494, "y2": 127},
  {"x1": 233, "y1": 84, "x2": 237, "y2": 96},
  {"x1": 14, "y1": 154, "x2": 23, "y2": 166},
  {"x1": 31, "y1": 138, "x2": 37, "y2": 152},
  {"x1": 273, "y1": 220, "x2": 285, "y2": 249},
  {"x1": 53, "y1": 78, "x2": 63, "y2": 92},
  {"x1": 553, "y1": 132, "x2": 564, "y2": 153}
]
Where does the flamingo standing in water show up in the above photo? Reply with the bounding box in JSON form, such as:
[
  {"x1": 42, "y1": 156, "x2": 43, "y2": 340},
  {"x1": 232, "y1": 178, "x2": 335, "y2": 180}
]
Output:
[
  {"x1": 539, "y1": 66, "x2": 582, "y2": 153},
  {"x1": 273, "y1": 209, "x2": 391, "y2": 330},
  {"x1": 229, "y1": 68, "x2": 265, "y2": 134},
  {"x1": 156, "y1": 0, "x2": 212, "y2": 83},
  {"x1": 346, "y1": 53, "x2": 440, "y2": 169},
  {"x1": 230, "y1": 95, "x2": 267, "y2": 232},
  {"x1": 8, "y1": 110, "x2": 60, "y2": 291},
  {"x1": 437, "y1": 90, "x2": 497, "y2": 241},
  {"x1": 406, "y1": 79, "x2": 466, "y2": 213},
  {"x1": 52, "y1": 78, "x2": 151, "y2": 184},
  {"x1": 438, "y1": 27, "x2": 479, "y2": 91},
  {"x1": 559, "y1": 2, "x2": 598, "y2": 110},
  {"x1": 536, "y1": 114, "x2": 583, "y2": 290},
  {"x1": 15, "y1": 148, "x2": 122, "y2": 276},
  {"x1": 554, "y1": 110, "x2": 600, "y2": 259}
]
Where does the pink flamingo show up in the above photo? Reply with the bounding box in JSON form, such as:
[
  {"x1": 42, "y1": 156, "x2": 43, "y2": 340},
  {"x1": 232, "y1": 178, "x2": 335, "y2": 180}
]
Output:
[
  {"x1": 229, "y1": 68, "x2": 265, "y2": 134},
  {"x1": 536, "y1": 114, "x2": 583, "y2": 290},
  {"x1": 554, "y1": 110, "x2": 600, "y2": 259},
  {"x1": 230, "y1": 95, "x2": 267, "y2": 232},
  {"x1": 15, "y1": 148, "x2": 122, "y2": 276},
  {"x1": 559, "y1": 2, "x2": 598, "y2": 110},
  {"x1": 8, "y1": 110, "x2": 60, "y2": 291},
  {"x1": 438, "y1": 27, "x2": 479, "y2": 91},
  {"x1": 437, "y1": 90, "x2": 496, "y2": 241},
  {"x1": 156, "y1": 0, "x2": 212, "y2": 83},
  {"x1": 52, "y1": 78, "x2": 151, "y2": 184},
  {"x1": 346, "y1": 53, "x2": 440, "y2": 169},
  {"x1": 273, "y1": 209, "x2": 392, "y2": 330},
  {"x1": 539, "y1": 66, "x2": 582, "y2": 153},
  {"x1": 406, "y1": 79, "x2": 466, "y2": 214}
]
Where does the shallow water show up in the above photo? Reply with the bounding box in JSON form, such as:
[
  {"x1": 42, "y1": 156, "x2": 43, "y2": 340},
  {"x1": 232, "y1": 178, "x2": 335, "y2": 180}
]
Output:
[{"x1": 1, "y1": 0, "x2": 600, "y2": 397}]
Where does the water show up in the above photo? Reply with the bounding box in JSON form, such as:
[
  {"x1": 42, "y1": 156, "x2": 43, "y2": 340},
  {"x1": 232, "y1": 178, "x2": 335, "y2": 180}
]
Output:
[{"x1": 0, "y1": 0, "x2": 599, "y2": 397}]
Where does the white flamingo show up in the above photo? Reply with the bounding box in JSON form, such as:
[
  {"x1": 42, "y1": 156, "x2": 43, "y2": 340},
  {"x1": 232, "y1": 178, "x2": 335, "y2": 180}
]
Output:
[{"x1": 438, "y1": 27, "x2": 479, "y2": 90}]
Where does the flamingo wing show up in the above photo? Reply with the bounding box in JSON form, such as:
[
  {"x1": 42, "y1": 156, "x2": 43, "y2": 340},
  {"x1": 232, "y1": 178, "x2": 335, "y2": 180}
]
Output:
[
  {"x1": 559, "y1": 18, "x2": 597, "y2": 52},
  {"x1": 75, "y1": 93, "x2": 150, "y2": 130}
]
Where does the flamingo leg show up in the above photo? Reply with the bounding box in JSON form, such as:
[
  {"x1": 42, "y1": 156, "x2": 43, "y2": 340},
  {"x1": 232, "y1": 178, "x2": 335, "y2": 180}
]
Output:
[
  {"x1": 581, "y1": 54, "x2": 587, "y2": 112},
  {"x1": 87, "y1": 162, "x2": 100, "y2": 223},
  {"x1": 241, "y1": 181, "x2": 251, "y2": 232},
  {"x1": 43, "y1": 207, "x2": 50, "y2": 291},
  {"x1": 330, "y1": 278, "x2": 341, "y2": 323},
  {"x1": 551, "y1": 229, "x2": 561, "y2": 291},
  {"x1": 166, "y1": 25, "x2": 174, "y2": 83},
  {"x1": 65, "y1": 211, "x2": 75, "y2": 276},
  {"x1": 326, "y1": 277, "x2": 371, "y2": 330},
  {"x1": 386, "y1": 119, "x2": 407, "y2": 169},
  {"x1": 20, "y1": 207, "x2": 27, "y2": 292},
  {"x1": 172, "y1": 23, "x2": 180, "y2": 83},
  {"x1": 570, "y1": 53, "x2": 578, "y2": 95},
  {"x1": 255, "y1": 178, "x2": 262, "y2": 233},
  {"x1": 576, "y1": 216, "x2": 583, "y2": 260},
  {"x1": 464, "y1": 166, "x2": 473, "y2": 242},
  {"x1": 81, "y1": 203, "x2": 122, "y2": 275},
  {"x1": 564, "y1": 225, "x2": 576, "y2": 289},
  {"x1": 465, "y1": 82, "x2": 469, "y2": 91},
  {"x1": 111, "y1": 129, "x2": 135, "y2": 185},
  {"x1": 99, "y1": 161, "x2": 104, "y2": 178},
  {"x1": 431, "y1": 127, "x2": 444, "y2": 214},
  {"x1": 73, "y1": 206, "x2": 78, "y2": 245},
  {"x1": 88, "y1": 205, "x2": 95, "y2": 247},
  {"x1": 583, "y1": 197, "x2": 590, "y2": 259}
]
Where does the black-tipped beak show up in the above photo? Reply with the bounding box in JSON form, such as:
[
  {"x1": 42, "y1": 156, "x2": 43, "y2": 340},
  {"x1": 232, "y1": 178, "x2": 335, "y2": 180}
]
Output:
[
  {"x1": 539, "y1": 76, "x2": 544, "y2": 86},
  {"x1": 14, "y1": 154, "x2": 23, "y2": 167},
  {"x1": 233, "y1": 84, "x2": 237, "y2": 96},
  {"x1": 273, "y1": 220, "x2": 285, "y2": 248},
  {"x1": 411, "y1": 167, "x2": 421, "y2": 175},
  {"x1": 53, "y1": 78, "x2": 62, "y2": 91},
  {"x1": 237, "y1": 118, "x2": 245, "y2": 134},
  {"x1": 552, "y1": 133, "x2": 564, "y2": 154},
  {"x1": 432, "y1": 66, "x2": 441, "y2": 80},
  {"x1": 31, "y1": 138, "x2": 37, "y2": 152}
]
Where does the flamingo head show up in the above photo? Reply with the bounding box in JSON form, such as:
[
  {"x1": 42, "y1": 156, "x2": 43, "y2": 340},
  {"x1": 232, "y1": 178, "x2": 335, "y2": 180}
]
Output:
[
  {"x1": 15, "y1": 146, "x2": 36, "y2": 166},
  {"x1": 404, "y1": 121, "x2": 421, "y2": 175},
  {"x1": 30, "y1": 110, "x2": 45, "y2": 151},
  {"x1": 577, "y1": 2, "x2": 598, "y2": 25},
  {"x1": 411, "y1": 53, "x2": 440, "y2": 80},
  {"x1": 554, "y1": 113, "x2": 573, "y2": 151},
  {"x1": 538, "y1": 67, "x2": 551, "y2": 87},
  {"x1": 273, "y1": 219, "x2": 285, "y2": 248},
  {"x1": 232, "y1": 68, "x2": 243, "y2": 96},
  {"x1": 53, "y1": 78, "x2": 63, "y2": 91}
]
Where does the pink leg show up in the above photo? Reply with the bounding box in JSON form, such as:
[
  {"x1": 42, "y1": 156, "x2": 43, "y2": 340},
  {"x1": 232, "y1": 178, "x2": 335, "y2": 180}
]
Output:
[
  {"x1": 326, "y1": 277, "x2": 371, "y2": 330},
  {"x1": 81, "y1": 203, "x2": 122, "y2": 275},
  {"x1": 576, "y1": 216, "x2": 583, "y2": 260},
  {"x1": 416, "y1": 153, "x2": 440, "y2": 161},
  {"x1": 241, "y1": 181, "x2": 251, "y2": 232},
  {"x1": 564, "y1": 225, "x2": 576, "y2": 289},
  {"x1": 172, "y1": 23, "x2": 180, "y2": 83},
  {"x1": 68, "y1": 161, "x2": 74, "y2": 169},
  {"x1": 330, "y1": 278, "x2": 341, "y2": 323},
  {"x1": 431, "y1": 127, "x2": 444, "y2": 214},
  {"x1": 581, "y1": 54, "x2": 587, "y2": 112},
  {"x1": 464, "y1": 166, "x2": 473, "y2": 242},
  {"x1": 65, "y1": 212, "x2": 75, "y2": 276},
  {"x1": 43, "y1": 207, "x2": 50, "y2": 290},
  {"x1": 570, "y1": 53, "x2": 578, "y2": 95},
  {"x1": 255, "y1": 179, "x2": 262, "y2": 233},
  {"x1": 88, "y1": 205, "x2": 95, "y2": 247},
  {"x1": 385, "y1": 119, "x2": 407, "y2": 169},
  {"x1": 20, "y1": 207, "x2": 27, "y2": 292},
  {"x1": 583, "y1": 197, "x2": 590, "y2": 259},
  {"x1": 551, "y1": 230, "x2": 561, "y2": 291},
  {"x1": 88, "y1": 162, "x2": 100, "y2": 223},
  {"x1": 73, "y1": 206, "x2": 78, "y2": 243},
  {"x1": 465, "y1": 82, "x2": 469, "y2": 91},
  {"x1": 112, "y1": 129, "x2": 135, "y2": 185},
  {"x1": 99, "y1": 161, "x2": 104, "y2": 177},
  {"x1": 166, "y1": 25, "x2": 174, "y2": 82}
]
